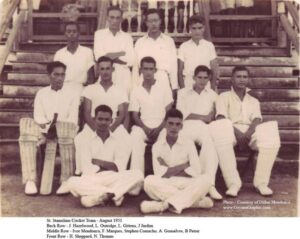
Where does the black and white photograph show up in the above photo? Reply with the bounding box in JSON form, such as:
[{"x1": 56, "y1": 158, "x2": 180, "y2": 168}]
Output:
[{"x1": 0, "y1": 0, "x2": 299, "y2": 237}]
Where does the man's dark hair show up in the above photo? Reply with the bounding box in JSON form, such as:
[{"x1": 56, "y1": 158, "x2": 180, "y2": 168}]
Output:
[
  {"x1": 189, "y1": 15, "x2": 205, "y2": 26},
  {"x1": 64, "y1": 21, "x2": 80, "y2": 32},
  {"x1": 140, "y1": 56, "x2": 156, "y2": 67},
  {"x1": 47, "y1": 61, "x2": 66, "y2": 74},
  {"x1": 94, "y1": 105, "x2": 113, "y2": 117},
  {"x1": 165, "y1": 108, "x2": 183, "y2": 121},
  {"x1": 232, "y1": 66, "x2": 250, "y2": 76},
  {"x1": 107, "y1": 6, "x2": 123, "y2": 16},
  {"x1": 194, "y1": 65, "x2": 211, "y2": 76},
  {"x1": 97, "y1": 56, "x2": 114, "y2": 66},
  {"x1": 145, "y1": 8, "x2": 161, "y2": 20}
]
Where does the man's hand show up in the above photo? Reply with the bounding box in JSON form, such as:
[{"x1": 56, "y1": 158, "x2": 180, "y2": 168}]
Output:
[
  {"x1": 142, "y1": 126, "x2": 152, "y2": 139},
  {"x1": 106, "y1": 52, "x2": 125, "y2": 60},
  {"x1": 157, "y1": 157, "x2": 168, "y2": 166},
  {"x1": 148, "y1": 127, "x2": 161, "y2": 142},
  {"x1": 234, "y1": 128, "x2": 249, "y2": 151}
]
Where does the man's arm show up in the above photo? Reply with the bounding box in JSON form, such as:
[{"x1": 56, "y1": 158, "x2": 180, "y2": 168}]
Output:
[
  {"x1": 110, "y1": 103, "x2": 128, "y2": 132},
  {"x1": 86, "y1": 66, "x2": 96, "y2": 85},
  {"x1": 83, "y1": 97, "x2": 96, "y2": 131},
  {"x1": 92, "y1": 158, "x2": 118, "y2": 172},
  {"x1": 178, "y1": 59, "x2": 185, "y2": 89},
  {"x1": 185, "y1": 110, "x2": 215, "y2": 124},
  {"x1": 132, "y1": 111, "x2": 151, "y2": 137},
  {"x1": 245, "y1": 118, "x2": 262, "y2": 140},
  {"x1": 162, "y1": 161, "x2": 190, "y2": 178}
]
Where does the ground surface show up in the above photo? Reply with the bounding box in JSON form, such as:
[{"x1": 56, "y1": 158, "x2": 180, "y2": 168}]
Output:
[{"x1": 1, "y1": 160, "x2": 298, "y2": 217}]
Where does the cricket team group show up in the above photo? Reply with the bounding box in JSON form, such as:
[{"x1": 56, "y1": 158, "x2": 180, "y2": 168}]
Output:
[{"x1": 18, "y1": 6, "x2": 281, "y2": 214}]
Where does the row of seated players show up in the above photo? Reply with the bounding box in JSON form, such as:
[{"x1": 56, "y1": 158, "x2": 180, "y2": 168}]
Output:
[{"x1": 18, "y1": 58, "x2": 280, "y2": 214}]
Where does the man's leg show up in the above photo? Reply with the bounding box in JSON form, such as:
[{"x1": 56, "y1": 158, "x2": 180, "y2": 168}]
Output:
[
  {"x1": 19, "y1": 118, "x2": 40, "y2": 195},
  {"x1": 210, "y1": 119, "x2": 242, "y2": 197},
  {"x1": 182, "y1": 121, "x2": 222, "y2": 200},
  {"x1": 56, "y1": 121, "x2": 78, "y2": 194},
  {"x1": 130, "y1": 126, "x2": 147, "y2": 177},
  {"x1": 252, "y1": 121, "x2": 281, "y2": 196}
]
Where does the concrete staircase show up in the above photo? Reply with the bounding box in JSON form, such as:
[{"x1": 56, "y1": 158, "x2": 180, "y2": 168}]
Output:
[{"x1": 0, "y1": 43, "x2": 299, "y2": 164}]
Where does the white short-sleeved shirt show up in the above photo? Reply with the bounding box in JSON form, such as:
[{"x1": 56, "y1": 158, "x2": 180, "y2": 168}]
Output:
[
  {"x1": 152, "y1": 136, "x2": 202, "y2": 177},
  {"x1": 94, "y1": 28, "x2": 134, "y2": 66},
  {"x1": 177, "y1": 87, "x2": 217, "y2": 119},
  {"x1": 34, "y1": 86, "x2": 79, "y2": 130},
  {"x1": 81, "y1": 132, "x2": 129, "y2": 174},
  {"x1": 129, "y1": 81, "x2": 173, "y2": 128},
  {"x1": 134, "y1": 33, "x2": 178, "y2": 90},
  {"x1": 216, "y1": 88, "x2": 262, "y2": 126},
  {"x1": 54, "y1": 45, "x2": 94, "y2": 85},
  {"x1": 178, "y1": 39, "x2": 217, "y2": 78},
  {"x1": 82, "y1": 83, "x2": 128, "y2": 119}
]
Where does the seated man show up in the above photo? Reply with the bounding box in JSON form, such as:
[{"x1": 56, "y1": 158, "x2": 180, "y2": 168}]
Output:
[
  {"x1": 177, "y1": 65, "x2": 222, "y2": 200},
  {"x1": 75, "y1": 56, "x2": 130, "y2": 175},
  {"x1": 19, "y1": 61, "x2": 79, "y2": 195},
  {"x1": 66, "y1": 105, "x2": 143, "y2": 208},
  {"x1": 210, "y1": 66, "x2": 281, "y2": 197},
  {"x1": 140, "y1": 109, "x2": 213, "y2": 214},
  {"x1": 130, "y1": 56, "x2": 173, "y2": 177}
]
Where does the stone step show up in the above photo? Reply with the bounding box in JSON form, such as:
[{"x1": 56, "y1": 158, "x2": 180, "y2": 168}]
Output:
[
  {"x1": 0, "y1": 96, "x2": 34, "y2": 109},
  {"x1": 3, "y1": 82, "x2": 299, "y2": 101},
  {"x1": 220, "y1": 66, "x2": 295, "y2": 77},
  {"x1": 0, "y1": 110, "x2": 33, "y2": 123},
  {"x1": 264, "y1": 115, "x2": 299, "y2": 128}
]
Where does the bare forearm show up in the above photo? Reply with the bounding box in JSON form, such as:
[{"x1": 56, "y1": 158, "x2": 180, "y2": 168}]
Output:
[
  {"x1": 162, "y1": 163, "x2": 189, "y2": 178},
  {"x1": 92, "y1": 159, "x2": 118, "y2": 172}
]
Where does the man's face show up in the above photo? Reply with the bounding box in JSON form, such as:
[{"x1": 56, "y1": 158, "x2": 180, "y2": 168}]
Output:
[
  {"x1": 94, "y1": 111, "x2": 113, "y2": 133},
  {"x1": 49, "y1": 66, "x2": 65, "y2": 91},
  {"x1": 231, "y1": 70, "x2": 250, "y2": 90},
  {"x1": 141, "y1": 62, "x2": 156, "y2": 81},
  {"x1": 107, "y1": 10, "x2": 122, "y2": 31},
  {"x1": 165, "y1": 117, "x2": 183, "y2": 138},
  {"x1": 193, "y1": 71, "x2": 209, "y2": 90},
  {"x1": 146, "y1": 13, "x2": 161, "y2": 33},
  {"x1": 190, "y1": 22, "x2": 204, "y2": 41},
  {"x1": 65, "y1": 24, "x2": 79, "y2": 42},
  {"x1": 98, "y1": 61, "x2": 113, "y2": 81}
]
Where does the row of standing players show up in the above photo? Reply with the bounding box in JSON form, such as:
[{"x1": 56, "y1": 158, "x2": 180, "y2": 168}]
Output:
[{"x1": 18, "y1": 7, "x2": 281, "y2": 214}]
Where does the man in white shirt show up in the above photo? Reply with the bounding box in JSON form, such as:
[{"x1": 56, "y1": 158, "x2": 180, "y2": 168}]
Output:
[
  {"x1": 66, "y1": 105, "x2": 143, "y2": 208},
  {"x1": 94, "y1": 6, "x2": 134, "y2": 93},
  {"x1": 178, "y1": 15, "x2": 218, "y2": 90},
  {"x1": 210, "y1": 66, "x2": 281, "y2": 197},
  {"x1": 75, "y1": 56, "x2": 130, "y2": 175},
  {"x1": 19, "y1": 61, "x2": 79, "y2": 195},
  {"x1": 54, "y1": 22, "x2": 95, "y2": 97},
  {"x1": 140, "y1": 109, "x2": 213, "y2": 214},
  {"x1": 177, "y1": 65, "x2": 222, "y2": 200},
  {"x1": 130, "y1": 57, "x2": 173, "y2": 177},
  {"x1": 134, "y1": 8, "x2": 178, "y2": 95}
]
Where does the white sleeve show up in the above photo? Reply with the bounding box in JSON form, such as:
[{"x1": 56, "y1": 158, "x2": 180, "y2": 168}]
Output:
[
  {"x1": 81, "y1": 85, "x2": 93, "y2": 100},
  {"x1": 177, "y1": 43, "x2": 185, "y2": 61},
  {"x1": 33, "y1": 90, "x2": 48, "y2": 124},
  {"x1": 176, "y1": 89, "x2": 189, "y2": 119},
  {"x1": 250, "y1": 99, "x2": 262, "y2": 121},
  {"x1": 128, "y1": 89, "x2": 140, "y2": 112},
  {"x1": 184, "y1": 141, "x2": 202, "y2": 177},
  {"x1": 209, "y1": 42, "x2": 217, "y2": 61},
  {"x1": 119, "y1": 35, "x2": 135, "y2": 66},
  {"x1": 216, "y1": 93, "x2": 228, "y2": 118},
  {"x1": 85, "y1": 48, "x2": 95, "y2": 70},
  {"x1": 169, "y1": 39, "x2": 178, "y2": 90},
  {"x1": 93, "y1": 31, "x2": 105, "y2": 61}
]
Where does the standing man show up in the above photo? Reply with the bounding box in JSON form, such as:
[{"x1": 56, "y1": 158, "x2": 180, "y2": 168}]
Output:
[
  {"x1": 75, "y1": 56, "x2": 130, "y2": 175},
  {"x1": 130, "y1": 57, "x2": 173, "y2": 177},
  {"x1": 177, "y1": 65, "x2": 222, "y2": 200},
  {"x1": 210, "y1": 66, "x2": 281, "y2": 197},
  {"x1": 134, "y1": 8, "x2": 178, "y2": 95},
  {"x1": 140, "y1": 109, "x2": 213, "y2": 214},
  {"x1": 66, "y1": 105, "x2": 143, "y2": 208},
  {"x1": 19, "y1": 61, "x2": 79, "y2": 195},
  {"x1": 178, "y1": 15, "x2": 218, "y2": 91},
  {"x1": 54, "y1": 21, "x2": 95, "y2": 97},
  {"x1": 94, "y1": 6, "x2": 134, "y2": 93}
]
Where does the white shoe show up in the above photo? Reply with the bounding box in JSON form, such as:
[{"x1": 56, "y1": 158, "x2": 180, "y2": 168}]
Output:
[
  {"x1": 226, "y1": 185, "x2": 240, "y2": 197},
  {"x1": 255, "y1": 185, "x2": 273, "y2": 196},
  {"x1": 56, "y1": 182, "x2": 70, "y2": 195},
  {"x1": 25, "y1": 181, "x2": 38, "y2": 195},
  {"x1": 140, "y1": 200, "x2": 168, "y2": 214},
  {"x1": 113, "y1": 196, "x2": 124, "y2": 207},
  {"x1": 81, "y1": 194, "x2": 109, "y2": 208},
  {"x1": 209, "y1": 187, "x2": 223, "y2": 200},
  {"x1": 198, "y1": 196, "x2": 214, "y2": 209}
]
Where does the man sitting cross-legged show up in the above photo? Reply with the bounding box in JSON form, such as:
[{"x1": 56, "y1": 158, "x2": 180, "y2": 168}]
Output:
[
  {"x1": 66, "y1": 105, "x2": 143, "y2": 208},
  {"x1": 140, "y1": 109, "x2": 213, "y2": 214}
]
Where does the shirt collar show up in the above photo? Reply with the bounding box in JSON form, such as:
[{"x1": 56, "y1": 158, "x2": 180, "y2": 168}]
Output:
[
  {"x1": 107, "y1": 28, "x2": 122, "y2": 36},
  {"x1": 92, "y1": 130, "x2": 115, "y2": 141},
  {"x1": 145, "y1": 32, "x2": 164, "y2": 40},
  {"x1": 64, "y1": 44, "x2": 81, "y2": 54},
  {"x1": 161, "y1": 135, "x2": 184, "y2": 146},
  {"x1": 190, "y1": 38, "x2": 205, "y2": 46},
  {"x1": 230, "y1": 87, "x2": 251, "y2": 102}
]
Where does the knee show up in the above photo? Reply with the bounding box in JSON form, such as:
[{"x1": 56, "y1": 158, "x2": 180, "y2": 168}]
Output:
[
  {"x1": 255, "y1": 121, "x2": 281, "y2": 148},
  {"x1": 143, "y1": 175, "x2": 159, "y2": 192}
]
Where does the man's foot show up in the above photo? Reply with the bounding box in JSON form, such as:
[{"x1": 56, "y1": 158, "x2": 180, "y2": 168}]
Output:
[
  {"x1": 209, "y1": 186, "x2": 223, "y2": 200},
  {"x1": 25, "y1": 181, "x2": 38, "y2": 195},
  {"x1": 226, "y1": 185, "x2": 240, "y2": 197},
  {"x1": 255, "y1": 185, "x2": 273, "y2": 196},
  {"x1": 80, "y1": 194, "x2": 109, "y2": 208},
  {"x1": 198, "y1": 197, "x2": 214, "y2": 209},
  {"x1": 140, "y1": 200, "x2": 168, "y2": 214},
  {"x1": 56, "y1": 181, "x2": 70, "y2": 195}
]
